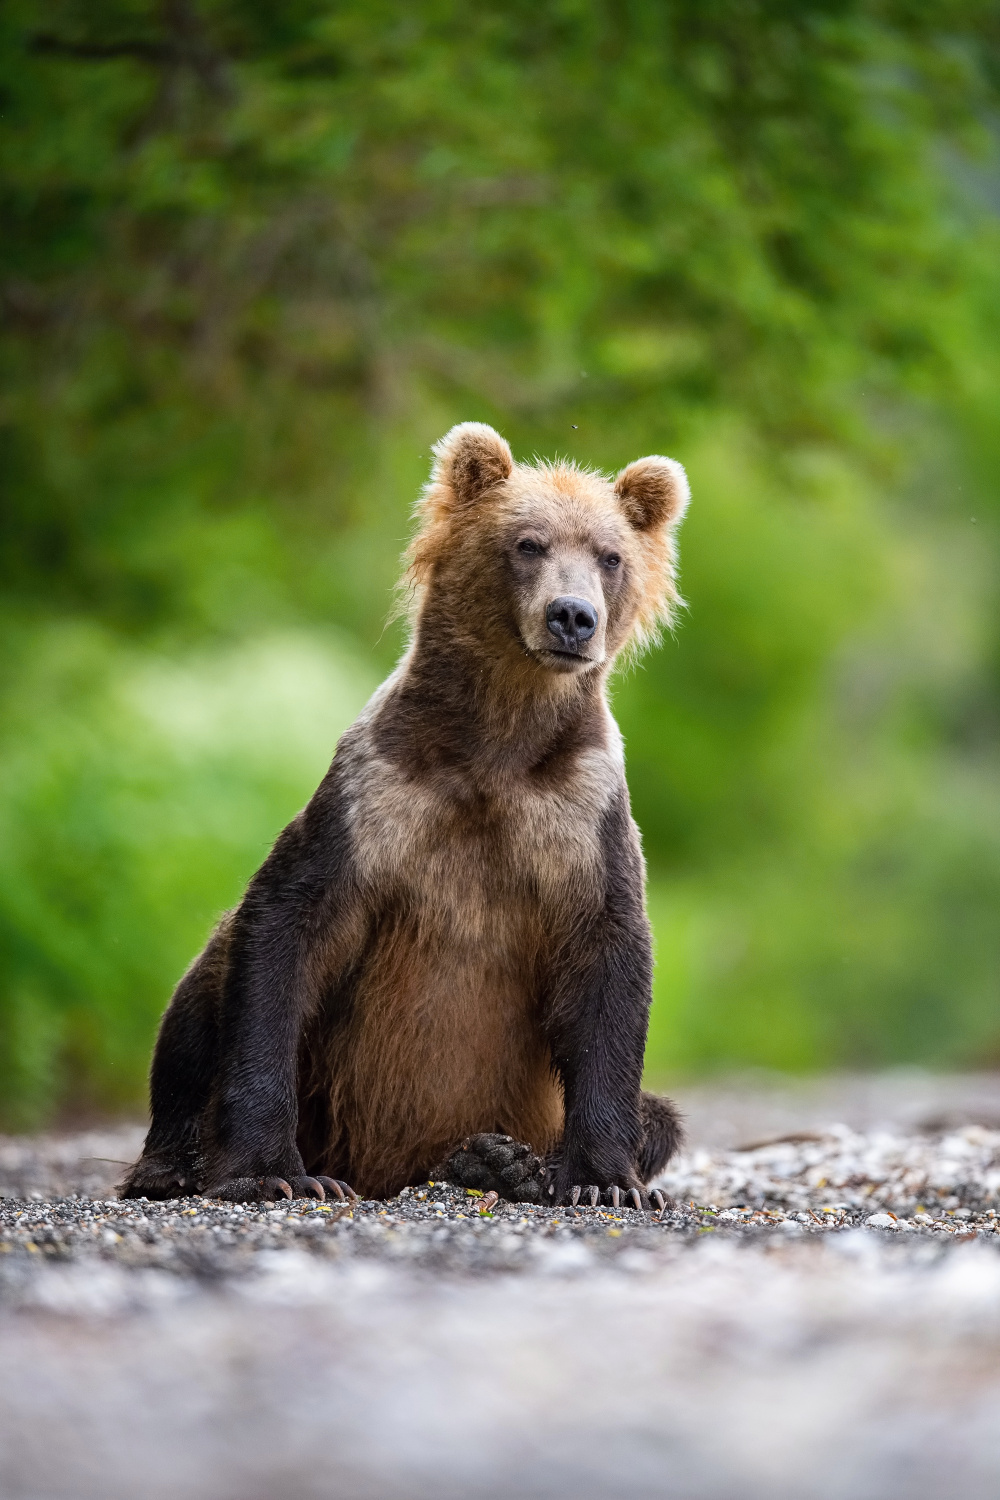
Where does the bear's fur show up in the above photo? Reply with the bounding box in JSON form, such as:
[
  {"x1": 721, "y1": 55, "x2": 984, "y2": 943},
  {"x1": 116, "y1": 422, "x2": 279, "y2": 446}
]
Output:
[{"x1": 121, "y1": 423, "x2": 689, "y2": 1206}]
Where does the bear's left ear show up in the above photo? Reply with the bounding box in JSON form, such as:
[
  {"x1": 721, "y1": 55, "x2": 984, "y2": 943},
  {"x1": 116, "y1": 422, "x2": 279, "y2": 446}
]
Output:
[
  {"x1": 430, "y1": 422, "x2": 514, "y2": 506},
  {"x1": 614, "y1": 456, "x2": 690, "y2": 532}
]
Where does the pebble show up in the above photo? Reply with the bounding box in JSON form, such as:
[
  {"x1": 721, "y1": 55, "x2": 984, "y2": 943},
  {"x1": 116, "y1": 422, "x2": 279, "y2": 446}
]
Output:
[{"x1": 660, "y1": 1120, "x2": 1000, "y2": 1219}]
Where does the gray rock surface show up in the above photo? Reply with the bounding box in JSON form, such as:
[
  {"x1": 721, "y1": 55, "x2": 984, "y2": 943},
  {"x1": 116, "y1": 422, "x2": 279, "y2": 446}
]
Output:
[{"x1": 4, "y1": 1073, "x2": 1000, "y2": 1499}]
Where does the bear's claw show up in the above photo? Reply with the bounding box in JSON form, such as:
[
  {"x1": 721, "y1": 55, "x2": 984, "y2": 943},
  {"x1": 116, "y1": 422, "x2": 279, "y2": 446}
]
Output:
[
  {"x1": 201, "y1": 1174, "x2": 356, "y2": 1203},
  {"x1": 313, "y1": 1176, "x2": 358, "y2": 1203},
  {"x1": 560, "y1": 1182, "x2": 653, "y2": 1211}
]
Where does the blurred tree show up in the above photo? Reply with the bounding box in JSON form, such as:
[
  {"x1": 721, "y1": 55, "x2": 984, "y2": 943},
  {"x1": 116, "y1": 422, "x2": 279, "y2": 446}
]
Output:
[{"x1": 1, "y1": 0, "x2": 1000, "y2": 1120}]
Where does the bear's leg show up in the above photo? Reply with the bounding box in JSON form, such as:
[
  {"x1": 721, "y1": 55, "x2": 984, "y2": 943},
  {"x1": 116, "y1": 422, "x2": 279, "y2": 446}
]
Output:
[
  {"x1": 122, "y1": 949, "x2": 351, "y2": 1206},
  {"x1": 637, "y1": 1090, "x2": 683, "y2": 1182},
  {"x1": 120, "y1": 939, "x2": 225, "y2": 1199},
  {"x1": 540, "y1": 789, "x2": 658, "y2": 1208},
  {"x1": 633, "y1": 1091, "x2": 683, "y2": 1211}
]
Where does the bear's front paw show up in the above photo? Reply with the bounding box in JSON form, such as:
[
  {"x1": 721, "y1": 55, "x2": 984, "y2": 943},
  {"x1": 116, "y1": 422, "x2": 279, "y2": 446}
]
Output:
[
  {"x1": 438, "y1": 1133, "x2": 546, "y2": 1203},
  {"x1": 551, "y1": 1167, "x2": 669, "y2": 1213},
  {"x1": 201, "y1": 1174, "x2": 357, "y2": 1204}
]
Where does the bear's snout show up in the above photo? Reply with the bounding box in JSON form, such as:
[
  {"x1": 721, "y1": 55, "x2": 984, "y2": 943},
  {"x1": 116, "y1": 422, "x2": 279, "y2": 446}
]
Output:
[{"x1": 545, "y1": 595, "x2": 598, "y2": 653}]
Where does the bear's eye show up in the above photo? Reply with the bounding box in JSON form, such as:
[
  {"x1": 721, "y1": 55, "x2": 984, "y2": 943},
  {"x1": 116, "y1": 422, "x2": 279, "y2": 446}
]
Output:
[
  {"x1": 603, "y1": 553, "x2": 621, "y2": 570},
  {"x1": 517, "y1": 538, "x2": 543, "y2": 556}
]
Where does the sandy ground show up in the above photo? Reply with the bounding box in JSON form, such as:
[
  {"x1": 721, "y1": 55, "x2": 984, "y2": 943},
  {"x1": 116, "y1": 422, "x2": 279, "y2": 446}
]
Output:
[{"x1": 4, "y1": 1072, "x2": 1000, "y2": 1499}]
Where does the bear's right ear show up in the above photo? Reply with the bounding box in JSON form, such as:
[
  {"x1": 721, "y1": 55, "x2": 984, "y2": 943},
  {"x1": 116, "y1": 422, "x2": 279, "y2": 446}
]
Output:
[{"x1": 430, "y1": 422, "x2": 514, "y2": 506}]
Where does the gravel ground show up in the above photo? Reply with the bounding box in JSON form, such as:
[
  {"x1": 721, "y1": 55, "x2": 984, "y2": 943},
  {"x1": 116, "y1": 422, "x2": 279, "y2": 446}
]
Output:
[{"x1": 5, "y1": 1074, "x2": 1000, "y2": 1499}]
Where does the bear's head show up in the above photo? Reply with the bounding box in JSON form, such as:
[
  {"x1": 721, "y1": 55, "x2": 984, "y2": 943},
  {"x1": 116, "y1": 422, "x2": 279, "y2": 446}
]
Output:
[{"x1": 406, "y1": 422, "x2": 689, "y2": 679}]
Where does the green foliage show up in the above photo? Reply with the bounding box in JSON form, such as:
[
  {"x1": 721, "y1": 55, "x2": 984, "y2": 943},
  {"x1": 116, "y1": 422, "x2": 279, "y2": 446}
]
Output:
[
  {"x1": 1, "y1": 0, "x2": 1000, "y2": 1119},
  {"x1": 0, "y1": 621, "x2": 374, "y2": 1123}
]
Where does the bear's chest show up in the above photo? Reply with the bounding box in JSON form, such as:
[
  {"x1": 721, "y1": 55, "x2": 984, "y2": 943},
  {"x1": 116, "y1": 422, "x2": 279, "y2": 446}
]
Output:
[{"x1": 347, "y1": 746, "x2": 616, "y2": 942}]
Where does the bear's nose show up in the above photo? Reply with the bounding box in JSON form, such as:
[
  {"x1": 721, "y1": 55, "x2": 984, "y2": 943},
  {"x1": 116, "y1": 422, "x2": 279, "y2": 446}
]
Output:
[{"x1": 546, "y1": 596, "x2": 598, "y2": 651}]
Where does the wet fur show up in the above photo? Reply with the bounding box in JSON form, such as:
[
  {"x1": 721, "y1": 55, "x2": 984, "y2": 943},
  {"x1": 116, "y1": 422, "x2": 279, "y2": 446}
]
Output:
[{"x1": 122, "y1": 425, "x2": 689, "y2": 1203}]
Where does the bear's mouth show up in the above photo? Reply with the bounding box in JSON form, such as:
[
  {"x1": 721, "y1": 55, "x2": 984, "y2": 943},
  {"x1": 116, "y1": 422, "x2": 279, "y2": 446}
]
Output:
[
  {"x1": 536, "y1": 646, "x2": 596, "y2": 667},
  {"x1": 519, "y1": 637, "x2": 600, "y2": 671}
]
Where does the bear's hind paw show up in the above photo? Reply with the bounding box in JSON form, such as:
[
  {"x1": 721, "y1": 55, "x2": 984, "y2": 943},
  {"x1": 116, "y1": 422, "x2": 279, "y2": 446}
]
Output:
[
  {"x1": 119, "y1": 1157, "x2": 193, "y2": 1200},
  {"x1": 438, "y1": 1133, "x2": 546, "y2": 1203}
]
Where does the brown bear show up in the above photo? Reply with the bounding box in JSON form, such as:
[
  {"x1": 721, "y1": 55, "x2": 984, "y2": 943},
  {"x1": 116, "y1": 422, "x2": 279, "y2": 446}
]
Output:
[{"x1": 121, "y1": 422, "x2": 689, "y2": 1208}]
